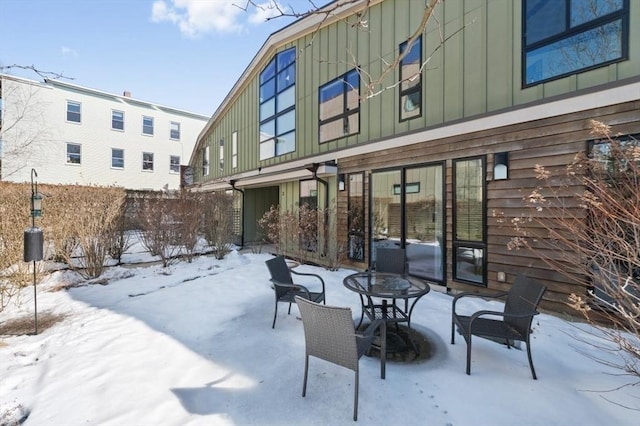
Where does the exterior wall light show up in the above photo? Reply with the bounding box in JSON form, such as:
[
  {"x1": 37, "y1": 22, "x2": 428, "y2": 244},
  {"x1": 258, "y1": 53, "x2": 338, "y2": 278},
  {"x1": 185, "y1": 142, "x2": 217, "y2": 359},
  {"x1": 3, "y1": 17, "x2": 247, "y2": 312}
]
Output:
[{"x1": 494, "y1": 152, "x2": 509, "y2": 180}]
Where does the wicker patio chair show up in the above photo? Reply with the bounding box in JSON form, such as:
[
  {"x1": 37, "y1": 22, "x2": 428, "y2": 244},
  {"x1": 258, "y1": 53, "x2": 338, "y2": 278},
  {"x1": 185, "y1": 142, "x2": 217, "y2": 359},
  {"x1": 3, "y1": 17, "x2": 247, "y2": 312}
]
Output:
[
  {"x1": 265, "y1": 256, "x2": 326, "y2": 328},
  {"x1": 451, "y1": 274, "x2": 547, "y2": 379},
  {"x1": 295, "y1": 296, "x2": 385, "y2": 421}
]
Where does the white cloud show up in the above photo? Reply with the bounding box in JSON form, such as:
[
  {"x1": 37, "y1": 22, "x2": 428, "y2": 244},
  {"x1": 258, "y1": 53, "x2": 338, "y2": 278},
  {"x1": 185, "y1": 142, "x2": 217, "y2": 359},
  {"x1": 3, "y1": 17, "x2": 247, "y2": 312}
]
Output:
[
  {"x1": 151, "y1": 0, "x2": 245, "y2": 37},
  {"x1": 247, "y1": 1, "x2": 288, "y2": 25},
  {"x1": 60, "y1": 46, "x2": 79, "y2": 57}
]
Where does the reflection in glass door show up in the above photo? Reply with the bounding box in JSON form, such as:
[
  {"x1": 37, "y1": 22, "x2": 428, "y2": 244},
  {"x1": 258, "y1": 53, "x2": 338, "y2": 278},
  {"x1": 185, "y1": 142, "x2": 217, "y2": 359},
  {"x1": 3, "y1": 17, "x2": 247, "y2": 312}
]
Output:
[
  {"x1": 370, "y1": 164, "x2": 444, "y2": 283},
  {"x1": 405, "y1": 165, "x2": 444, "y2": 282}
]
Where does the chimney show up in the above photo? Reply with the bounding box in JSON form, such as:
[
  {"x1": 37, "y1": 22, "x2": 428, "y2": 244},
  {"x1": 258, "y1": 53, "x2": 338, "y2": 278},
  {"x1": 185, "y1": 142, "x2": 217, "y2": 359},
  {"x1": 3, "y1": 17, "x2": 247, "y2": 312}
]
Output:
[{"x1": 123, "y1": 91, "x2": 131, "y2": 97}]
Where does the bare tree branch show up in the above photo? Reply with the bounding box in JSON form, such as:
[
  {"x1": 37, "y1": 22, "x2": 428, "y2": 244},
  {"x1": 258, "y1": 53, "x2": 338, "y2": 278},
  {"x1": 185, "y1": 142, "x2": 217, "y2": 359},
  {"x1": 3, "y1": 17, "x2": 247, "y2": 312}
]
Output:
[{"x1": 0, "y1": 64, "x2": 73, "y2": 81}]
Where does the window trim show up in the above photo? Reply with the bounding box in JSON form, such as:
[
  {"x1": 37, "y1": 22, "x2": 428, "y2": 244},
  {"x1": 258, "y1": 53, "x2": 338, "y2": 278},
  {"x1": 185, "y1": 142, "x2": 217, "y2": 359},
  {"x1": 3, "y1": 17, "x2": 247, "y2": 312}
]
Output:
[
  {"x1": 66, "y1": 100, "x2": 81, "y2": 124},
  {"x1": 521, "y1": 0, "x2": 629, "y2": 87},
  {"x1": 169, "y1": 155, "x2": 180, "y2": 174},
  {"x1": 142, "y1": 152, "x2": 154, "y2": 172},
  {"x1": 170, "y1": 121, "x2": 181, "y2": 140},
  {"x1": 142, "y1": 116, "x2": 154, "y2": 136},
  {"x1": 399, "y1": 35, "x2": 423, "y2": 122},
  {"x1": 66, "y1": 142, "x2": 82, "y2": 165},
  {"x1": 111, "y1": 110, "x2": 124, "y2": 131},
  {"x1": 111, "y1": 148, "x2": 124, "y2": 169}
]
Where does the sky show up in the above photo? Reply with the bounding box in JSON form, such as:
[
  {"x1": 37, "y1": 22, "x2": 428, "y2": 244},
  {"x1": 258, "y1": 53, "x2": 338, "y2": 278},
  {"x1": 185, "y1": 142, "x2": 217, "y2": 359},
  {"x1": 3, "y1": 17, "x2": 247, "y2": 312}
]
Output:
[
  {"x1": 0, "y1": 237, "x2": 638, "y2": 425},
  {"x1": 0, "y1": 0, "x2": 319, "y2": 117}
]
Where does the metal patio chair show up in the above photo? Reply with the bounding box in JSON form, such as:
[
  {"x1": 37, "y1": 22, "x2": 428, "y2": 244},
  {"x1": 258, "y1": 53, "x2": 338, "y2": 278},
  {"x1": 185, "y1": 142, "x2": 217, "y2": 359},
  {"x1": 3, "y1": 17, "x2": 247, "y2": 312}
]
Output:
[
  {"x1": 295, "y1": 296, "x2": 385, "y2": 421},
  {"x1": 265, "y1": 256, "x2": 326, "y2": 328},
  {"x1": 451, "y1": 274, "x2": 547, "y2": 379}
]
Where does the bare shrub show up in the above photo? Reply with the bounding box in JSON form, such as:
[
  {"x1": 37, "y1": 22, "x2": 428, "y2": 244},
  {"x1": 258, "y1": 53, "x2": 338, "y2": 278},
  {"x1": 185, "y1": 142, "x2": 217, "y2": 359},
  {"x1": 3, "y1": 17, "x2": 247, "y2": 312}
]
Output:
[
  {"x1": 174, "y1": 190, "x2": 203, "y2": 263},
  {"x1": 504, "y1": 120, "x2": 640, "y2": 388},
  {"x1": 202, "y1": 192, "x2": 235, "y2": 260},
  {"x1": 136, "y1": 192, "x2": 182, "y2": 267}
]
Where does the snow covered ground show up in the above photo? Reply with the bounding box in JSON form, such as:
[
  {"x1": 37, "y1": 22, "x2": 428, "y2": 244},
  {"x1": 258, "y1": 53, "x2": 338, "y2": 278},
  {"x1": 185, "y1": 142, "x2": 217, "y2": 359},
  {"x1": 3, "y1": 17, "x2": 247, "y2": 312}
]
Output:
[{"x1": 1, "y1": 244, "x2": 638, "y2": 425}]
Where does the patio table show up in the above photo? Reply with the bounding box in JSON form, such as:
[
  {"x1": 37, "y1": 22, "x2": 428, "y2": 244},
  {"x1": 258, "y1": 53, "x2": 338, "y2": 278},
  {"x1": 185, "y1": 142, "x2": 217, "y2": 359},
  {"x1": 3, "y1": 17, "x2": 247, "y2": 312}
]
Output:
[{"x1": 343, "y1": 271, "x2": 431, "y2": 378}]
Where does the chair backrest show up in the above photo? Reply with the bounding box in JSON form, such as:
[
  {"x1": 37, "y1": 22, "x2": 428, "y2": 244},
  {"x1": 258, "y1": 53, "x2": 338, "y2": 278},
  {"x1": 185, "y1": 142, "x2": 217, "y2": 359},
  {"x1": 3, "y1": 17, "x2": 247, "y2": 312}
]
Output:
[
  {"x1": 266, "y1": 256, "x2": 293, "y2": 285},
  {"x1": 504, "y1": 274, "x2": 547, "y2": 336},
  {"x1": 295, "y1": 296, "x2": 359, "y2": 372},
  {"x1": 375, "y1": 247, "x2": 406, "y2": 275}
]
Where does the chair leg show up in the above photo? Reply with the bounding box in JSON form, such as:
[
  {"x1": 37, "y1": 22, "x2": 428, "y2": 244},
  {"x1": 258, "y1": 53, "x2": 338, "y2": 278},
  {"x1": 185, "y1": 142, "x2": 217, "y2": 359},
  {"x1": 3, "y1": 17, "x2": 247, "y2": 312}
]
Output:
[
  {"x1": 353, "y1": 370, "x2": 359, "y2": 421},
  {"x1": 466, "y1": 334, "x2": 472, "y2": 375},
  {"x1": 451, "y1": 320, "x2": 455, "y2": 344},
  {"x1": 288, "y1": 303, "x2": 292, "y2": 315},
  {"x1": 526, "y1": 341, "x2": 538, "y2": 380},
  {"x1": 302, "y1": 355, "x2": 309, "y2": 397},
  {"x1": 272, "y1": 302, "x2": 278, "y2": 329}
]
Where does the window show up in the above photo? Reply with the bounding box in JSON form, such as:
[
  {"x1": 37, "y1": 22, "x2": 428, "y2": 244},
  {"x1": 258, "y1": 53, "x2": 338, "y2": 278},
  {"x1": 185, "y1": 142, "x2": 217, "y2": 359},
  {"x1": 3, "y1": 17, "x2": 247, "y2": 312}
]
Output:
[
  {"x1": 319, "y1": 69, "x2": 360, "y2": 143},
  {"x1": 170, "y1": 155, "x2": 180, "y2": 173},
  {"x1": 111, "y1": 148, "x2": 124, "y2": 169},
  {"x1": 112, "y1": 110, "x2": 124, "y2": 130},
  {"x1": 143, "y1": 116, "x2": 154, "y2": 135},
  {"x1": 232, "y1": 131, "x2": 238, "y2": 169},
  {"x1": 142, "y1": 152, "x2": 154, "y2": 171},
  {"x1": 299, "y1": 179, "x2": 318, "y2": 252},
  {"x1": 523, "y1": 0, "x2": 628, "y2": 86},
  {"x1": 453, "y1": 157, "x2": 486, "y2": 285},
  {"x1": 259, "y1": 47, "x2": 296, "y2": 160},
  {"x1": 202, "y1": 146, "x2": 209, "y2": 176},
  {"x1": 66, "y1": 143, "x2": 81, "y2": 164},
  {"x1": 170, "y1": 121, "x2": 180, "y2": 140},
  {"x1": 219, "y1": 138, "x2": 224, "y2": 171},
  {"x1": 399, "y1": 36, "x2": 422, "y2": 121},
  {"x1": 66, "y1": 101, "x2": 81, "y2": 123},
  {"x1": 347, "y1": 173, "x2": 364, "y2": 261}
]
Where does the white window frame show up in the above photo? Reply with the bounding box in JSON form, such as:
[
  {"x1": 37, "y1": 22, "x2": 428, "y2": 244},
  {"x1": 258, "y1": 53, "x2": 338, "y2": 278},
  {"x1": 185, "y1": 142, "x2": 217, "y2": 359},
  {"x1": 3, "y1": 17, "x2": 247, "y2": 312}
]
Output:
[
  {"x1": 170, "y1": 155, "x2": 180, "y2": 174},
  {"x1": 142, "y1": 152, "x2": 154, "y2": 171},
  {"x1": 170, "y1": 121, "x2": 181, "y2": 140},
  {"x1": 66, "y1": 101, "x2": 81, "y2": 123},
  {"x1": 66, "y1": 143, "x2": 81, "y2": 165},
  {"x1": 111, "y1": 148, "x2": 124, "y2": 169},
  {"x1": 111, "y1": 110, "x2": 124, "y2": 131},
  {"x1": 142, "y1": 116, "x2": 154, "y2": 136}
]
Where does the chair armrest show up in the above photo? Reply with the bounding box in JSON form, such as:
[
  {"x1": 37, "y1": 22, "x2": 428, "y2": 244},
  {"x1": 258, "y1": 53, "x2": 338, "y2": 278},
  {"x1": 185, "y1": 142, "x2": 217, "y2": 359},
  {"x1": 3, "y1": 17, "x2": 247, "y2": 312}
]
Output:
[
  {"x1": 291, "y1": 269, "x2": 326, "y2": 292},
  {"x1": 452, "y1": 290, "x2": 508, "y2": 315},
  {"x1": 270, "y1": 278, "x2": 312, "y2": 298},
  {"x1": 468, "y1": 309, "x2": 540, "y2": 323}
]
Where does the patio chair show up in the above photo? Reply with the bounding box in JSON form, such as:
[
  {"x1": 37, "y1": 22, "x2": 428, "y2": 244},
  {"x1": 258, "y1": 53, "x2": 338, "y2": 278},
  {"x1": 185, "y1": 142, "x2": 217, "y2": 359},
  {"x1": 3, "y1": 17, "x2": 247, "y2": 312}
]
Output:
[
  {"x1": 295, "y1": 296, "x2": 385, "y2": 421},
  {"x1": 265, "y1": 256, "x2": 326, "y2": 328},
  {"x1": 451, "y1": 274, "x2": 546, "y2": 379},
  {"x1": 356, "y1": 248, "x2": 407, "y2": 329}
]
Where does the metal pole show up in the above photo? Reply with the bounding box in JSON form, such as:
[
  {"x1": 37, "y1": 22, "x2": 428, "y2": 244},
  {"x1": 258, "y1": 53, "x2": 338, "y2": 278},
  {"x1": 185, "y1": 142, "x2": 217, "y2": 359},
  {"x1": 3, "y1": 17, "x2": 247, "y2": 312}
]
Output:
[{"x1": 31, "y1": 168, "x2": 38, "y2": 335}]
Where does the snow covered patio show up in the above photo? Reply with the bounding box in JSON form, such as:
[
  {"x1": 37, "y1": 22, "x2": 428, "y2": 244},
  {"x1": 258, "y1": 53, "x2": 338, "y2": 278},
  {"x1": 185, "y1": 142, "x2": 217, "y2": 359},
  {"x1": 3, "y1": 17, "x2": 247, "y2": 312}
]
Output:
[{"x1": 1, "y1": 248, "x2": 637, "y2": 425}]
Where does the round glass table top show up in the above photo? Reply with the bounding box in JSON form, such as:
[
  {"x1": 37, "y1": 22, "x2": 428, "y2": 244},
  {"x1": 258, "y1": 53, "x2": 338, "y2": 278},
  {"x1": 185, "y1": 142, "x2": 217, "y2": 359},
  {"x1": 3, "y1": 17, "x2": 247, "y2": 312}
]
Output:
[{"x1": 343, "y1": 271, "x2": 430, "y2": 298}]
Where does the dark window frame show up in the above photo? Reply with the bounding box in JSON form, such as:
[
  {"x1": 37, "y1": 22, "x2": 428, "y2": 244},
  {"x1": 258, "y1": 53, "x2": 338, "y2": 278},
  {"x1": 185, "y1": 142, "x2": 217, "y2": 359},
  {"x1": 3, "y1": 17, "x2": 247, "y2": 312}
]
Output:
[
  {"x1": 142, "y1": 152, "x2": 154, "y2": 172},
  {"x1": 66, "y1": 143, "x2": 81, "y2": 164},
  {"x1": 452, "y1": 156, "x2": 487, "y2": 287},
  {"x1": 399, "y1": 35, "x2": 423, "y2": 122},
  {"x1": 318, "y1": 68, "x2": 361, "y2": 144},
  {"x1": 259, "y1": 47, "x2": 296, "y2": 160},
  {"x1": 522, "y1": 0, "x2": 629, "y2": 87}
]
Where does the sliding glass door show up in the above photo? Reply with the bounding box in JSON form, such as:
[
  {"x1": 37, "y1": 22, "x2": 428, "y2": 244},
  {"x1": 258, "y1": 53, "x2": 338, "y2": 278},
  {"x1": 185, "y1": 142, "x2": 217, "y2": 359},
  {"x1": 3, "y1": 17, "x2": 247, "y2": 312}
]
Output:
[{"x1": 370, "y1": 163, "x2": 444, "y2": 283}]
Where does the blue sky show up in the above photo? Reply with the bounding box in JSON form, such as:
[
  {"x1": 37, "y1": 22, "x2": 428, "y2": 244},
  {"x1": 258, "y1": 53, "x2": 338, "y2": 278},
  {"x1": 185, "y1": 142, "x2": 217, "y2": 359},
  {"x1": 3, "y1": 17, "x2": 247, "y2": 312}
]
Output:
[{"x1": 0, "y1": 0, "x2": 317, "y2": 116}]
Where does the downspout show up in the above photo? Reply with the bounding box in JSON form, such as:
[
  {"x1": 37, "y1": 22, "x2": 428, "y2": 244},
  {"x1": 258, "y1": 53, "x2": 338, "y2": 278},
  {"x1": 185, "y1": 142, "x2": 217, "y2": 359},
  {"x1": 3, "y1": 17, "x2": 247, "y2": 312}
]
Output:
[
  {"x1": 306, "y1": 163, "x2": 329, "y2": 256},
  {"x1": 230, "y1": 180, "x2": 245, "y2": 248}
]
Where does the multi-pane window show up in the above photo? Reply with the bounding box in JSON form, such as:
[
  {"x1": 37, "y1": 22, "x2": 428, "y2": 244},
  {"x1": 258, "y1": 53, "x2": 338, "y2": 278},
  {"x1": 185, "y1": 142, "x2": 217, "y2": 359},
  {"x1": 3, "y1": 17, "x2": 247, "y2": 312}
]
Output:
[
  {"x1": 453, "y1": 157, "x2": 485, "y2": 286},
  {"x1": 523, "y1": 0, "x2": 628, "y2": 86},
  {"x1": 112, "y1": 110, "x2": 124, "y2": 130},
  {"x1": 170, "y1": 121, "x2": 180, "y2": 140},
  {"x1": 399, "y1": 36, "x2": 422, "y2": 121},
  {"x1": 319, "y1": 69, "x2": 360, "y2": 143},
  {"x1": 142, "y1": 152, "x2": 154, "y2": 171},
  {"x1": 259, "y1": 47, "x2": 296, "y2": 160},
  {"x1": 170, "y1": 155, "x2": 180, "y2": 173},
  {"x1": 66, "y1": 101, "x2": 81, "y2": 123},
  {"x1": 232, "y1": 131, "x2": 238, "y2": 169},
  {"x1": 202, "y1": 146, "x2": 210, "y2": 176},
  {"x1": 143, "y1": 116, "x2": 154, "y2": 135},
  {"x1": 111, "y1": 148, "x2": 124, "y2": 169},
  {"x1": 66, "y1": 143, "x2": 81, "y2": 164}
]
